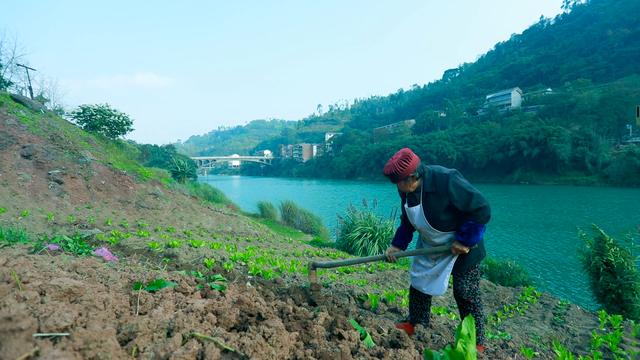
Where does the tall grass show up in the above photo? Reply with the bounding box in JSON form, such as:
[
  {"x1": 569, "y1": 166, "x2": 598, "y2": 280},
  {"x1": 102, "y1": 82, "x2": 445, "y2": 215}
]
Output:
[
  {"x1": 480, "y1": 258, "x2": 533, "y2": 287},
  {"x1": 181, "y1": 182, "x2": 233, "y2": 206},
  {"x1": 279, "y1": 200, "x2": 329, "y2": 239},
  {"x1": 579, "y1": 225, "x2": 640, "y2": 320},
  {"x1": 257, "y1": 201, "x2": 278, "y2": 221},
  {"x1": 336, "y1": 203, "x2": 394, "y2": 257}
]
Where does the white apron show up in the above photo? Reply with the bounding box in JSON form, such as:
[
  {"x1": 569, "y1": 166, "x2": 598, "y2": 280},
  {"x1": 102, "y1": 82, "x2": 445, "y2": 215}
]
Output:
[{"x1": 405, "y1": 184, "x2": 458, "y2": 296}]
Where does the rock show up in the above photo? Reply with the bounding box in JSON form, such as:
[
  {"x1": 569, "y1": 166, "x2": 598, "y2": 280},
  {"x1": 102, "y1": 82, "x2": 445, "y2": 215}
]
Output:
[
  {"x1": 10, "y1": 93, "x2": 46, "y2": 112},
  {"x1": 19, "y1": 144, "x2": 39, "y2": 160},
  {"x1": 48, "y1": 169, "x2": 65, "y2": 184},
  {"x1": 0, "y1": 131, "x2": 16, "y2": 150}
]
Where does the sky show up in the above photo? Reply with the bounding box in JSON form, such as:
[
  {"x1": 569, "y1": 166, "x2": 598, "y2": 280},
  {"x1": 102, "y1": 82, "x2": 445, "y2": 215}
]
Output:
[{"x1": 2, "y1": 1, "x2": 564, "y2": 145}]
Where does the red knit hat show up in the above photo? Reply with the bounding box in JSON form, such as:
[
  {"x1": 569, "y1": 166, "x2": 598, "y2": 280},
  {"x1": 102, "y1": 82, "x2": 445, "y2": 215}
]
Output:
[{"x1": 383, "y1": 148, "x2": 421, "y2": 183}]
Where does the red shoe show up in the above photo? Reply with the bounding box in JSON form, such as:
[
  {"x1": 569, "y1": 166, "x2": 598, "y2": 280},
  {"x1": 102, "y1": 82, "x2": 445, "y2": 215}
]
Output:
[
  {"x1": 394, "y1": 322, "x2": 415, "y2": 336},
  {"x1": 476, "y1": 345, "x2": 485, "y2": 353}
]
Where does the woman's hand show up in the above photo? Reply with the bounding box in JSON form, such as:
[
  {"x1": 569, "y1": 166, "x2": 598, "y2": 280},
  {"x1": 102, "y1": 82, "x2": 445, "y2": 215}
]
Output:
[
  {"x1": 451, "y1": 240, "x2": 470, "y2": 255},
  {"x1": 385, "y1": 246, "x2": 402, "y2": 262}
]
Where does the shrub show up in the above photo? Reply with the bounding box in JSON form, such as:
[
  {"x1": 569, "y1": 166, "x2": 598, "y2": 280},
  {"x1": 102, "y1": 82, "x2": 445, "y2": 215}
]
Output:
[
  {"x1": 69, "y1": 103, "x2": 134, "y2": 140},
  {"x1": 579, "y1": 225, "x2": 640, "y2": 320},
  {"x1": 169, "y1": 157, "x2": 197, "y2": 183},
  {"x1": 481, "y1": 258, "x2": 533, "y2": 287},
  {"x1": 336, "y1": 203, "x2": 394, "y2": 257},
  {"x1": 279, "y1": 200, "x2": 329, "y2": 239},
  {"x1": 257, "y1": 201, "x2": 278, "y2": 221}
]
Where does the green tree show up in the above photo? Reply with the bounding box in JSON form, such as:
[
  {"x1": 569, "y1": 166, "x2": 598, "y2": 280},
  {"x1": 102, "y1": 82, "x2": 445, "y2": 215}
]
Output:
[{"x1": 70, "y1": 104, "x2": 134, "y2": 139}]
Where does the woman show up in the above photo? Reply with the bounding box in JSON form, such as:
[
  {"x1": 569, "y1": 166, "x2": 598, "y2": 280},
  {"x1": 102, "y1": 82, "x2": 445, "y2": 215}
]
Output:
[{"x1": 383, "y1": 147, "x2": 490, "y2": 351}]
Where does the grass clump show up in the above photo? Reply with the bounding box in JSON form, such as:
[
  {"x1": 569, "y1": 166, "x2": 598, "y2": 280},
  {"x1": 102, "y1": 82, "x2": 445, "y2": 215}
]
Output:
[
  {"x1": 257, "y1": 201, "x2": 278, "y2": 221},
  {"x1": 181, "y1": 181, "x2": 233, "y2": 206},
  {"x1": 336, "y1": 203, "x2": 394, "y2": 257},
  {"x1": 279, "y1": 200, "x2": 329, "y2": 239},
  {"x1": 480, "y1": 258, "x2": 533, "y2": 287},
  {"x1": 579, "y1": 225, "x2": 640, "y2": 321},
  {"x1": 0, "y1": 226, "x2": 30, "y2": 246}
]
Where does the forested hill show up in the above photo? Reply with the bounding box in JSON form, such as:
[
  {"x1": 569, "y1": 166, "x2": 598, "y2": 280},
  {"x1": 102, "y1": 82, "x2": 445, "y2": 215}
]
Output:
[
  {"x1": 175, "y1": 119, "x2": 295, "y2": 156},
  {"x1": 183, "y1": 0, "x2": 640, "y2": 185},
  {"x1": 299, "y1": 0, "x2": 640, "y2": 132}
]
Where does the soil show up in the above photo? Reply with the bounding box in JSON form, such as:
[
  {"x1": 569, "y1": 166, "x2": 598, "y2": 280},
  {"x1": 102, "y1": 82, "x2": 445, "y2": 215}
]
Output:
[{"x1": 1, "y1": 97, "x2": 638, "y2": 359}]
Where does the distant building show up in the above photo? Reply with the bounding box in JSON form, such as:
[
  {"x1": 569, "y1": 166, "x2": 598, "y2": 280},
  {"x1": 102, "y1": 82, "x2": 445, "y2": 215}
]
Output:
[
  {"x1": 279, "y1": 144, "x2": 294, "y2": 158},
  {"x1": 373, "y1": 119, "x2": 416, "y2": 142},
  {"x1": 229, "y1": 154, "x2": 241, "y2": 169},
  {"x1": 293, "y1": 143, "x2": 314, "y2": 162},
  {"x1": 478, "y1": 87, "x2": 523, "y2": 115},
  {"x1": 324, "y1": 132, "x2": 342, "y2": 153}
]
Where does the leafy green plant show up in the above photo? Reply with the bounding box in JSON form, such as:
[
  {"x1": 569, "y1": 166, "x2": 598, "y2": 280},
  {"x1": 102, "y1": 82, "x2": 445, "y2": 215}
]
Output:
[
  {"x1": 133, "y1": 278, "x2": 177, "y2": 293},
  {"x1": 40, "y1": 234, "x2": 93, "y2": 256},
  {"x1": 0, "y1": 207, "x2": 6, "y2": 215},
  {"x1": 20, "y1": 209, "x2": 30, "y2": 218},
  {"x1": 166, "y1": 240, "x2": 182, "y2": 248},
  {"x1": 520, "y1": 346, "x2": 538, "y2": 359},
  {"x1": 104, "y1": 218, "x2": 113, "y2": 226},
  {"x1": 336, "y1": 203, "x2": 394, "y2": 257},
  {"x1": 147, "y1": 241, "x2": 163, "y2": 251},
  {"x1": 46, "y1": 212, "x2": 55, "y2": 222},
  {"x1": 257, "y1": 201, "x2": 278, "y2": 221},
  {"x1": 189, "y1": 239, "x2": 205, "y2": 248},
  {"x1": 223, "y1": 261, "x2": 234, "y2": 272},
  {"x1": 349, "y1": 319, "x2": 376, "y2": 348},
  {"x1": 136, "y1": 229, "x2": 150, "y2": 237},
  {"x1": 480, "y1": 258, "x2": 533, "y2": 287},
  {"x1": 579, "y1": 225, "x2": 640, "y2": 320},
  {"x1": 203, "y1": 258, "x2": 215, "y2": 269},
  {"x1": 66, "y1": 214, "x2": 76, "y2": 223},
  {"x1": 424, "y1": 315, "x2": 477, "y2": 360},
  {"x1": 552, "y1": 340, "x2": 575, "y2": 360}
]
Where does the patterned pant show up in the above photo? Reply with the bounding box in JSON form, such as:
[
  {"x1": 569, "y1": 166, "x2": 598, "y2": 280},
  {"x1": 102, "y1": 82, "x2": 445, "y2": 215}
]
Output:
[{"x1": 408, "y1": 265, "x2": 485, "y2": 345}]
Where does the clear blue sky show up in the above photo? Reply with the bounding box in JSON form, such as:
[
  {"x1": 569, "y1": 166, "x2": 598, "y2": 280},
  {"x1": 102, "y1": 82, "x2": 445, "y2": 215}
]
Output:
[{"x1": 2, "y1": 1, "x2": 563, "y2": 145}]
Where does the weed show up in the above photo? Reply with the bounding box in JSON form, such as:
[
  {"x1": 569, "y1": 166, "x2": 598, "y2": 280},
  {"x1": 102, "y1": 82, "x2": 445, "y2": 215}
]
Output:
[
  {"x1": 104, "y1": 218, "x2": 113, "y2": 226},
  {"x1": 67, "y1": 214, "x2": 76, "y2": 223},
  {"x1": 20, "y1": 209, "x2": 30, "y2": 218},
  {"x1": 0, "y1": 207, "x2": 6, "y2": 215},
  {"x1": 46, "y1": 212, "x2": 55, "y2": 222}
]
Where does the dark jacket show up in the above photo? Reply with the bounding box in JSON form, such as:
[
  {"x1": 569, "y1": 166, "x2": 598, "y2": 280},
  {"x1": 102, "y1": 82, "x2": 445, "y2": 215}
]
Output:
[{"x1": 391, "y1": 164, "x2": 491, "y2": 275}]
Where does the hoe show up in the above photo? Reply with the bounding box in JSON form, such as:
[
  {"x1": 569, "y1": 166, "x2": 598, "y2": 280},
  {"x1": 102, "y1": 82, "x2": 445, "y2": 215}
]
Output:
[{"x1": 308, "y1": 245, "x2": 450, "y2": 302}]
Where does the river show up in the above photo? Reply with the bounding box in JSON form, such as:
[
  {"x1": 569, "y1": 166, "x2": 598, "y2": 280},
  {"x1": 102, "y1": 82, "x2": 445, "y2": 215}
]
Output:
[{"x1": 199, "y1": 174, "x2": 640, "y2": 310}]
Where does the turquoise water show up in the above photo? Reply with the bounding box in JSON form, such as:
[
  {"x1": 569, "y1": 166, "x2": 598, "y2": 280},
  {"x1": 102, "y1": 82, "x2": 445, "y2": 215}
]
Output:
[{"x1": 200, "y1": 175, "x2": 640, "y2": 310}]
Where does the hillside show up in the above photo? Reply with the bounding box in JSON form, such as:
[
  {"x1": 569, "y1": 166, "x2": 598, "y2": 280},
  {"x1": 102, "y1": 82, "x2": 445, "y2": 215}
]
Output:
[
  {"x1": 1, "y1": 95, "x2": 639, "y2": 358},
  {"x1": 186, "y1": 0, "x2": 640, "y2": 186}
]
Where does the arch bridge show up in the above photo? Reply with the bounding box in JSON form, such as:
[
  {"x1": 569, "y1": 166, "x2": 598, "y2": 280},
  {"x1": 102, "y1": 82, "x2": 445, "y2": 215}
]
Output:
[{"x1": 191, "y1": 155, "x2": 273, "y2": 170}]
